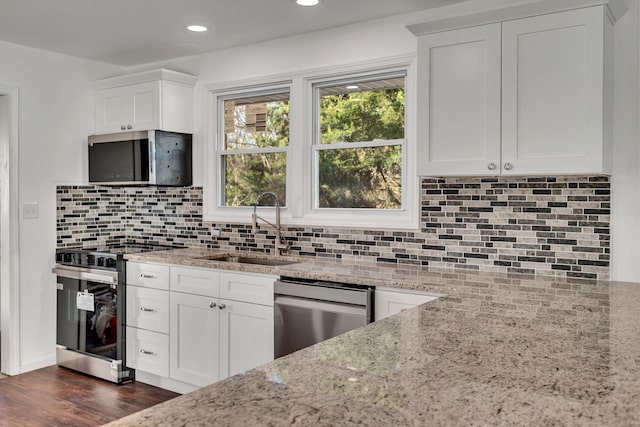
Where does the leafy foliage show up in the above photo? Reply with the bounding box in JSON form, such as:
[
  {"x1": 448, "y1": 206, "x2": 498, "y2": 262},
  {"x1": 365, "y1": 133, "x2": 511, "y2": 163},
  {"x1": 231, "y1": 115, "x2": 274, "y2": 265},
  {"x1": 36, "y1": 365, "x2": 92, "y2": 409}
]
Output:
[
  {"x1": 318, "y1": 88, "x2": 404, "y2": 209},
  {"x1": 224, "y1": 100, "x2": 289, "y2": 206}
]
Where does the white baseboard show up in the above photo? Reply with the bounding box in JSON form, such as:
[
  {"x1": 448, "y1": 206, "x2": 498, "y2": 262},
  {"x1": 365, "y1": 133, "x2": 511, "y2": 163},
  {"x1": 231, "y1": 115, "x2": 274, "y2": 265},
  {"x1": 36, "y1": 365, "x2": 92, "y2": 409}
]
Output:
[
  {"x1": 135, "y1": 370, "x2": 199, "y2": 395},
  {"x1": 20, "y1": 354, "x2": 56, "y2": 374}
]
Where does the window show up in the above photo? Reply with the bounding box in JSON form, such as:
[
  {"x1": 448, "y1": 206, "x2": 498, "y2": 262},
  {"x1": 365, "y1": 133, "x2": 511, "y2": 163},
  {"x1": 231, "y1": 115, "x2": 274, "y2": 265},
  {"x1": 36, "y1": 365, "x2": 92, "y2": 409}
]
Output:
[
  {"x1": 217, "y1": 86, "x2": 290, "y2": 207},
  {"x1": 312, "y1": 73, "x2": 405, "y2": 210},
  {"x1": 206, "y1": 58, "x2": 417, "y2": 229}
]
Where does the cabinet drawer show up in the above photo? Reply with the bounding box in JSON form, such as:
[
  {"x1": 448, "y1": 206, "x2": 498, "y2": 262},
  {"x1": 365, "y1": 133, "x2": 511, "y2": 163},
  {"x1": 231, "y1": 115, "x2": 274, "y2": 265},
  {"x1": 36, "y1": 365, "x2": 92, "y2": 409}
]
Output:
[
  {"x1": 126, "y1": 286, "x2": 169, "y2": 333},
  {"x1": 126, "y1": 262, "x2": 170, "y2": 290},
  {"x1": 126, "y1": 326, "x2": 169, "y2": 377},
  {"x1": 219, "y1": 272, "x2": 276, "y2": 306},
  {"x1": 170, "y1": 266, "x2": 219, "y2": 297}
]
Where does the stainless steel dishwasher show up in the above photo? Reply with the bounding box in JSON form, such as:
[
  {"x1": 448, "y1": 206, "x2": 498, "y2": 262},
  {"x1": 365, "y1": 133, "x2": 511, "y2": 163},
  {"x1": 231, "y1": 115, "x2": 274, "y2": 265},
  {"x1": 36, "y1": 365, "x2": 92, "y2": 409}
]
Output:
[{"x1": 274, "y1": 277, "x2": 373, "y2": 358}]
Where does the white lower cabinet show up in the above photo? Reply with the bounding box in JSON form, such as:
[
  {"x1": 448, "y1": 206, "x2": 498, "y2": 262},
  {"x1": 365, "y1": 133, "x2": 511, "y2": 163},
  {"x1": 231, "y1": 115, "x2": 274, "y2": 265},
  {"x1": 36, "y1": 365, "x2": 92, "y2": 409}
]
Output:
[
  {"x1": 126, "y1": 326, "x2": 169, "y2": 377},
  {"x1": 220, "y1": 299, "x2": 274, "y2": 378},
  {"x1": 126, "y1": 261, "x2": 275, "y2": 393},
  {"x1": 169, "y1": 292, "x2": 220, "y2": 386},
  {"x1": 126, "y1": 286, "x2": 170, "y2": 333},
  {"x1": 375, "y1": 288, "x2": 442, "y2": 321}
]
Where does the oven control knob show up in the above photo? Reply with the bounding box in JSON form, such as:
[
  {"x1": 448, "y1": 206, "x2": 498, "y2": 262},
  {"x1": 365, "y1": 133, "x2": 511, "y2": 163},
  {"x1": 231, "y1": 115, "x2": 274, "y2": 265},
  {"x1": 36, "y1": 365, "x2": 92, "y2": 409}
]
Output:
[
  {"x1": 64, "y1": 253, "x2": 74, "y2": 264},
  {"x1": 97, "y1": 257, "x2": 105, "y2": 267},
  {"x1": 105, "y1": 258, "x2": 117, "y2": 269}
]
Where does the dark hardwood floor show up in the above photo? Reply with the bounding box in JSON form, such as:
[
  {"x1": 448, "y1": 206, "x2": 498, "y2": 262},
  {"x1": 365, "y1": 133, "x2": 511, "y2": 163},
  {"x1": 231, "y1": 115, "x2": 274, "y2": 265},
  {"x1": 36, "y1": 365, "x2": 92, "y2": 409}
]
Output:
[{"x1": 0, "y1": 366, "x2": 179, "y2": 426}]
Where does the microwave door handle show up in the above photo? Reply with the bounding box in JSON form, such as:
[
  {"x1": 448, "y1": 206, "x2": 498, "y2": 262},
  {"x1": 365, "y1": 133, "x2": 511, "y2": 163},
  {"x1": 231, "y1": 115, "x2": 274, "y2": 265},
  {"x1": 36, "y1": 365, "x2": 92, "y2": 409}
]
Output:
[{"x1": 149, "y1": 141, "x2": 154, "y2": 175}]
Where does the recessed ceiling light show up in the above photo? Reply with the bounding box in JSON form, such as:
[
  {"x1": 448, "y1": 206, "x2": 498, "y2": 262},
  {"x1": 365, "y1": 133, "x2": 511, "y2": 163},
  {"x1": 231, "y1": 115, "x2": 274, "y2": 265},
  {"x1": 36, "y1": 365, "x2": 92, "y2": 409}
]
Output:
[
  {"x1": 296, "y1": 0, "x2": 320, "y2": 6},
  {"x1": 346, "y1": 85, "x2": 359, "y2": 90},
  {"x1": 187, "y1": 25, "x2": 208, "y2": 32}
]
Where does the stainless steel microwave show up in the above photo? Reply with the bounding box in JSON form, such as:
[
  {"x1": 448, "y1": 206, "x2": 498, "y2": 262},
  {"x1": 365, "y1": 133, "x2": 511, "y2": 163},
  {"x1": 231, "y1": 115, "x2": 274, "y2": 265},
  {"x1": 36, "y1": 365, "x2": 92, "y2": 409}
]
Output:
[{"x1": 88, "y1": 130, "x2": 192, "y2": 186}]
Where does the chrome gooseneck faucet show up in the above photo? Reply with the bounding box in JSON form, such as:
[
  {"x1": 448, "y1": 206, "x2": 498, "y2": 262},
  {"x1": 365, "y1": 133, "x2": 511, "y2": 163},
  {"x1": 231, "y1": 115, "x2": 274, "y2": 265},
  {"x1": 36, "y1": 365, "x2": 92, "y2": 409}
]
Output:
[{"x1": 252, "y1": 191, "x2": 288, "y2": 255}]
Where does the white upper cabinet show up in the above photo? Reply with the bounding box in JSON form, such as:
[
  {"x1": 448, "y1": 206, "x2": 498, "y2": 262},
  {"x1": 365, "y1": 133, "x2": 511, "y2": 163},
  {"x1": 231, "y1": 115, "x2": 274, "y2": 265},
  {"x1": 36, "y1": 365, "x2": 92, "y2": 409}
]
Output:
[
  {"x1": 417, "y1": 23, "x2": 502, "y2": 176},
  {"x1": 501, "y1": 7, "x2": 607, "y2": 175},
  {"x1": 414, "y1": 5, "x2": 612, "y2": 176},
  {"x1": 93, "y1": 69, "x2": 196, "y2": 135}
]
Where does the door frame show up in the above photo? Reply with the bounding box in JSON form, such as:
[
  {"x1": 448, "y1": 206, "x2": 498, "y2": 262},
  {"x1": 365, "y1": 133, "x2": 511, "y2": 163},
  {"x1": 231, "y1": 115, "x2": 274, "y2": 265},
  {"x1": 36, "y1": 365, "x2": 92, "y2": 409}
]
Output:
[{"x1": 0, "y1": 84, "x2": 20, "y2": 375}]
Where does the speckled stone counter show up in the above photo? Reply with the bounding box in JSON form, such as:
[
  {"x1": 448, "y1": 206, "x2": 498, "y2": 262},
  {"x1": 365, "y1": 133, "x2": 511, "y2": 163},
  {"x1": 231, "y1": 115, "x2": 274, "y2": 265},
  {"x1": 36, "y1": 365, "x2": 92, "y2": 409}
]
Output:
[{"x1": 107, "y1": 249, "x2": 640, "y2": 426}]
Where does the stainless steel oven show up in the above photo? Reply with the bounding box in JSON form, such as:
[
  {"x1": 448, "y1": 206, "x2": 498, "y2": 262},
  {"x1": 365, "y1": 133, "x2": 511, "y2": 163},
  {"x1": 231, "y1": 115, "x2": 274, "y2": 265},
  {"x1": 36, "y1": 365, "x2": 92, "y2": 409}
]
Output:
[
  {"x1": 53, "y1": 244, "x2": 174, "y2": 383},
  {"x1": 274, "y1": 277, "x2": 373, "y2": 358},
  {"x1": 53, "y1": 263, "x2": 131, "y2": 383}
]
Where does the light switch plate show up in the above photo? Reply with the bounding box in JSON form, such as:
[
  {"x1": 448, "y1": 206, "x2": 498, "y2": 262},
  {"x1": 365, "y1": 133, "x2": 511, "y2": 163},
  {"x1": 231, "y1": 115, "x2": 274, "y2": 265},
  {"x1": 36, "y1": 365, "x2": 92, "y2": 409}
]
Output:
[{"x1": 23, "y1": 202, "x2": 39, "y2": 219}]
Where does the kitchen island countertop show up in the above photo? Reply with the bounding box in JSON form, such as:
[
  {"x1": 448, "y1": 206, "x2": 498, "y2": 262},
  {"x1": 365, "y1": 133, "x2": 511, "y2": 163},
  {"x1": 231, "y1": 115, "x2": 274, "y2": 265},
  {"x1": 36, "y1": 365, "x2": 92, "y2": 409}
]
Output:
[{"x1": 106, "y1": 248, "x2": 640, "y2": 426}]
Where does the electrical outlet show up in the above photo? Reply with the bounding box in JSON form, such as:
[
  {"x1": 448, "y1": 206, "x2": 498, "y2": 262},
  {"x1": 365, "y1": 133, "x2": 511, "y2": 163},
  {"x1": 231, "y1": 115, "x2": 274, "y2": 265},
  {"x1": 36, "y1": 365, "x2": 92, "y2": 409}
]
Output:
[
  {"x1": 23, "y1": 202, "x2": 39, "y2": 219},
  {"x1": 211, "y1": 227, "x2": 222, "y2": 238}
]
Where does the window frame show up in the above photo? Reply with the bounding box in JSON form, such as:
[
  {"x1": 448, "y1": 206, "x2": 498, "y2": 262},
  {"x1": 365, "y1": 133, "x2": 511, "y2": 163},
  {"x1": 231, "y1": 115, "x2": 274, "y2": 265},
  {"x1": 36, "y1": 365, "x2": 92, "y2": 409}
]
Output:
[
  {"x1": 206, "y1": 80, "x2": 295, "y2": 224},
  {"x1": 203, "y1": 56, "x2": 418, "y2": 230},
  {"x1": 217, "y1": 84, "x2": 291, "y2": 208},
  {"x1": 310, "y1": 70, "x2": 407, "y2": 212}
]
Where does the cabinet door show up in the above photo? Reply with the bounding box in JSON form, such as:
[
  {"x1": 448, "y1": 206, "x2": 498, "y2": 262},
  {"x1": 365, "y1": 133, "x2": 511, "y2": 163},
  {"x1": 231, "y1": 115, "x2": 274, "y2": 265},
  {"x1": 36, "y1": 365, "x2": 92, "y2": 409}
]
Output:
[
  {"x1": 126, "y1": 286, "x2": 169, "y2": 333},
  {"x1": 95, "y1": 86, "x2": 129, "y2": 134},
  {"x1": 502, "y1": 7, "x2": 606, "y2": 174},
  {"x1": 374, "y1": 289, "x2": 440, "y2": 321},
  {"x1": 126, "y1": 326, "x2": 169, "y2": 377},
  {"x1": 417, "y1": 23, "x2": 502, "y2": 176},
  {"x1": 129, "y1": 81, "x2": 161, "y2": 131},
  {"x1": 219, "y1": 299, "x2": 274, "y2": 379},
  {"x1": 169, "y1": 292, "x2": 220, "y2": 387}
]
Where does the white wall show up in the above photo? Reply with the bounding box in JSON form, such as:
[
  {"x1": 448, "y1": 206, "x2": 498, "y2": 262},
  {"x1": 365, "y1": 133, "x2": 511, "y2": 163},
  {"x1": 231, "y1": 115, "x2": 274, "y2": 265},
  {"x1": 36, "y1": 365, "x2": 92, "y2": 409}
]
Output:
[
  {"x1": 611, "y1": 0, "x2": 640, "y2": 282},
  {"x1": 0, "y1": 40, "x2": 122, "y2": 372}
]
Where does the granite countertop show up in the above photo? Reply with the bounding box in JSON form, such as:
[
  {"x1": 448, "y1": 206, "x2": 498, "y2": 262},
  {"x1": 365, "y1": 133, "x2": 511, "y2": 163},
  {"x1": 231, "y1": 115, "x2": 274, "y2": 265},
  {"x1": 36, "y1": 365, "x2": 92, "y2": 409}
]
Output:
[{"x1": 108, "y1": 249, "x2": 640, "y2": 426}]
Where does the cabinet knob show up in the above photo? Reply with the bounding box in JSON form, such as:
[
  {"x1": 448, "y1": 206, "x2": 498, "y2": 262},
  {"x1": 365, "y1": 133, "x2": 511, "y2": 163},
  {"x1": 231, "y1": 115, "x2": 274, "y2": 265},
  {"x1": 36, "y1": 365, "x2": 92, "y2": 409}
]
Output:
[
  {"x1": 218, "y1": 303, "x2": 226, "y2": 310},
  {"x1": 503, "y1": 163, "x2": 513, "y2": 171},
  {"x1": 209, "y1": 302, "x2": 217, "y2": 308},
  {"x1": 487, "y1": 163, "x2": 497, "y2": 170},
  {"x1": 120, "y1": 125, "x2": 126, "y2": 130},
  {"x1": 127, "y1": 124, "x2": 133, "y2": 129}
]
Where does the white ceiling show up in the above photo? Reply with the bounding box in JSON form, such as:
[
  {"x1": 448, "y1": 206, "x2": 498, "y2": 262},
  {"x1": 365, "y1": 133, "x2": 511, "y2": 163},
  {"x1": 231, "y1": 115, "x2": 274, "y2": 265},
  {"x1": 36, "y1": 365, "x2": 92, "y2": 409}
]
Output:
[{"x1": 0, "y1": 0, "x2": 467, "y2": 67}]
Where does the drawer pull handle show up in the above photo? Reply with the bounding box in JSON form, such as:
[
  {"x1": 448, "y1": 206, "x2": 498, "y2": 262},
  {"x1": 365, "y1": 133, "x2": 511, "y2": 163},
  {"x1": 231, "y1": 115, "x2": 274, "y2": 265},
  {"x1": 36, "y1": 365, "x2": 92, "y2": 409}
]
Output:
[
  {"x1": 140, "y1": 307, "x2": 155, "y2": 312},
  {"x1": 139, "y1": 349, "x2": 155, "y2": 356},
  {"x1": 140, "y1": 274, "x2": 156, "y2": 279}
]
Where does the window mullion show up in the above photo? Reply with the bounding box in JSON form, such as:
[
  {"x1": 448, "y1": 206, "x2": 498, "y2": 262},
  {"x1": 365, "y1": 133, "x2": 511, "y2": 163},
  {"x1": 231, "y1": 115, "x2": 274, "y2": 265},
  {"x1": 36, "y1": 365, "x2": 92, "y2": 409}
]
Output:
[
  {"x1": 313, "y1": 139, "x2": 404, "y2": 151},
  {"x1": 220, "y1": 146, "x2": 289, "y2": 155}
]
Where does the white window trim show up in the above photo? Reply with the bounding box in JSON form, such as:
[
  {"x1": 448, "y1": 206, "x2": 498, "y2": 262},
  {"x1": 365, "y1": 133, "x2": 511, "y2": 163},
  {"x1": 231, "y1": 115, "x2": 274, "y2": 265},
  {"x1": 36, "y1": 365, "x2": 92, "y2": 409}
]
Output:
[
  {"x1": 203, "y1": 55, "x2": 418, "y2": 230},
  {"x1": 206, "y1": 81, "x2": 296, "y2": 225}
]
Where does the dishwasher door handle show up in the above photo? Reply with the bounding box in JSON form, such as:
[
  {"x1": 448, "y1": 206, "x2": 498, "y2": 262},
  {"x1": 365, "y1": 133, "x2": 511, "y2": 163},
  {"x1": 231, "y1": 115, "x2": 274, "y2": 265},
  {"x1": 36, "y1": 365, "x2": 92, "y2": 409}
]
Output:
[{"x1": 274, "y1": 295, "x2": 366, "y2": 317}]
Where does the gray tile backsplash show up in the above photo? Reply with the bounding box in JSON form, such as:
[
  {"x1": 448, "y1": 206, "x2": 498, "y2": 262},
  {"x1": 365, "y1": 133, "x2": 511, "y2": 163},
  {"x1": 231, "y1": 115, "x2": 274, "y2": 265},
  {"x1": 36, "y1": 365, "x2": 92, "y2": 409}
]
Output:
[{"x1": 57, "y1": 175, "x2": 610, "y2": 279}]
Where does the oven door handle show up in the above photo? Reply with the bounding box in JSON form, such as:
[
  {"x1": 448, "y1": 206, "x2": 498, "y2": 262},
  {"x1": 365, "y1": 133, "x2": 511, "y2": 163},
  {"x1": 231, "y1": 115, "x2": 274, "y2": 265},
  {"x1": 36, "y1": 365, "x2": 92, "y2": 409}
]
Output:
[{"x1": 52, "y1": 266, "x2": 118, "y2": 285}]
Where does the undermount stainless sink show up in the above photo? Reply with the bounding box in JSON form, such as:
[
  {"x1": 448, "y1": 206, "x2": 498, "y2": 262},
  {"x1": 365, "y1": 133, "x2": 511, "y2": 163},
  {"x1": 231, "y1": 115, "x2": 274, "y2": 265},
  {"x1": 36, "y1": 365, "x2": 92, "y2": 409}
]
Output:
[{"x1": 198, "y1": 255, "x2": 299, "y2": 266}]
